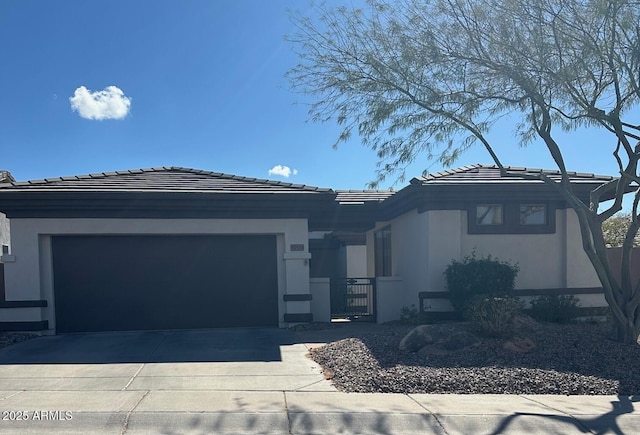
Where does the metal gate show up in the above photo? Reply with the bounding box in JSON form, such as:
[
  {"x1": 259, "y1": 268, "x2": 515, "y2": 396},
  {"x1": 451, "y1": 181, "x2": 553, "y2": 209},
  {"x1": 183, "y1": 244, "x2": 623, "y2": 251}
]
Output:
[{"x1": 330, "y1": 277, "x2": 376, "y2": 321}]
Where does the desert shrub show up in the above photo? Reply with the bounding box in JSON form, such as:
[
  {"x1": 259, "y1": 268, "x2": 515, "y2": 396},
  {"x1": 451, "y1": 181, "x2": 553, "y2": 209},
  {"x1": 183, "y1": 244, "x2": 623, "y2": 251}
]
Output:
[
  {"x1": 466, "y1": 296, "x2": 524, "y2": 338},
  {"x1": 528, "y1": 294, "x2": 581, "y2": 324},
  {"x1": 399, "y1": 304, "x2": 431, "y2": 325},
  {"x1": 444, "y1": 252, "x2": 519, "y2": 313}
]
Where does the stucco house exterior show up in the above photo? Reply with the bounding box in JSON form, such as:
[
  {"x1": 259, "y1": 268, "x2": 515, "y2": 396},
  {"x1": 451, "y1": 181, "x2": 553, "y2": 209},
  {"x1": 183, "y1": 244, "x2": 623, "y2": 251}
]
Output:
[{"x1": 0, "y1": 165, "x2": 612, "y2": 334}]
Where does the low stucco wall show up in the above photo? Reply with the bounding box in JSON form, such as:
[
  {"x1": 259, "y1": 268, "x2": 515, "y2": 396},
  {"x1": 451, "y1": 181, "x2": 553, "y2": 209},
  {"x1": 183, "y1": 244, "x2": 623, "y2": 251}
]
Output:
[
  {"x1": 376, "y1": 276, "x2": 404, "y2": 323},
  {"x1": 310, "y1": 278, "x2": 331, "y2": 322},
  {"x1": 517, "y1": 293, "x2": 607, "y2": 309}
]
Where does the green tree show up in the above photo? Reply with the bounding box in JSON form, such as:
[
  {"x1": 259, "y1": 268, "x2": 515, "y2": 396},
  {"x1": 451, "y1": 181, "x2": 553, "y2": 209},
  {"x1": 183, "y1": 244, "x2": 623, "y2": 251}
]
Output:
[{"x1": 288, "y1": 0, "x2": 640, "y2": 343}]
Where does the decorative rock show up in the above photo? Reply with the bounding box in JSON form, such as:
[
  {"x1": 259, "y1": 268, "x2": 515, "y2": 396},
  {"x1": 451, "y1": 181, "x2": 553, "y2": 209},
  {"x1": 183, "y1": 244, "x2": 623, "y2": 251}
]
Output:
[
  {"x1": 400, "y1": 325, "x2": 479, "y2": 352},
  {"x1": 417, "y1": 345, "x2": 451, "y2": 356},
  {"x1": 322, "y1": 368, "x2": 335, "y2": 380},
  {"x1": 512, "y1": 314, "x2": 539, "y2": 333},
  {"x1": 399, "y1": 325, "x2": 435, "y2": 352},
  {"x1": 503, "y1": 337, "x2": 536, "y2": 353},
  {"x1": 441, "y1": 331, "x2": 481, "y2": 350}
]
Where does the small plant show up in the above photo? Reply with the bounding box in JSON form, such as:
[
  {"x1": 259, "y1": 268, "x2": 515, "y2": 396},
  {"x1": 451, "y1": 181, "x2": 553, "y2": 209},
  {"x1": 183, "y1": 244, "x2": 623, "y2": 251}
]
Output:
[
  {"x1": 466, "y1": 296, "x2": 523, "y2": 338},
  {"x1": 528, "y1": 294, "x2": 581, "y2": 324},
  {"x1": 399, "y1": 304, "x2": 431, "y2": 325},
  {"x1": 444, "y1": 251, "x2": 519, "y2": 313}
]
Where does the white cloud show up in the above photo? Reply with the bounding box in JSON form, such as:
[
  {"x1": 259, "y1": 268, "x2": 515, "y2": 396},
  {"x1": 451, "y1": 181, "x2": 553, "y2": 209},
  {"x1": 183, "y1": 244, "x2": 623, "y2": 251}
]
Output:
[
  {"x1": 69, "y1": 86, "x2": 131, "y2": 120},
  {"x1": 268, "y1": 165, "x2": 298, "y2": 178}
]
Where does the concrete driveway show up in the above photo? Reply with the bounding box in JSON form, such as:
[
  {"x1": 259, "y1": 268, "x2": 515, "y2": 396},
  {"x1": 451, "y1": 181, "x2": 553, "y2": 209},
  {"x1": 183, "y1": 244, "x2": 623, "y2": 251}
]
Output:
[
  {"x1": 0, "y1": 328, "x2": 334, "y2": 392},
  {"x1": 0, "y1": 328, "x2": 340, "y2": 434}
]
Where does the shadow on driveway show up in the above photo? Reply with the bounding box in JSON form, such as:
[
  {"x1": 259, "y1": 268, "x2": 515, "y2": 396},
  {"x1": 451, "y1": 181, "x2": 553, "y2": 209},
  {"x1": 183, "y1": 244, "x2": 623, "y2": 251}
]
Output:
[{"x1": 0, "y1": 328, "x2": 299, "y2": 364}]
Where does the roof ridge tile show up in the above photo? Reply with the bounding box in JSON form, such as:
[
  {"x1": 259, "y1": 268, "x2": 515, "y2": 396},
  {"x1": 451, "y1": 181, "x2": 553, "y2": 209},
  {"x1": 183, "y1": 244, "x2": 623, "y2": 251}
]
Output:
[{"x1": 0, "y1": 165, "x2": 613, "y2": 193}]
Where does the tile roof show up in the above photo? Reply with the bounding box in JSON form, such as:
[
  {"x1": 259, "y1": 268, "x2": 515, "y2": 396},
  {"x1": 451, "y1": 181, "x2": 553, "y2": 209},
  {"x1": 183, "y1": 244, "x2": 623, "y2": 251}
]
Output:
[
  {"x1": 411, "y1": 164, "x2": 615, "y2": 184},
  {"x1": 0, "y1": 167, "x2": 333, "y2": 194},
  {"x1": 0, "y1": 170, "x2": 14, "y2": 183},
  {"x1": 335, "y1": 190, "x2": 396, "y2": 204},
  {"x1": 0, "y1": 164, "x2": 615, "y2": 202}
]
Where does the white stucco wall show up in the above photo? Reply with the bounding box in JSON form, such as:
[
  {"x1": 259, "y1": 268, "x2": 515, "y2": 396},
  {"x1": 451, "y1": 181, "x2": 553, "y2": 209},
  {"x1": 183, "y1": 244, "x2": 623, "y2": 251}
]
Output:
[
  {"x1": 336, "y1": 244, "x2": 367, "y2": 278},
  {"x1": 376, "y1": 276, "x2": 404, "y2": 323},
  {"x1": 460, "y1": 210, "x2": 567, "y2": 289},
  {"x1": 565, "y1": 210, "x2": 601, "y2": 287},
  {"x1": 366, "y1": 206, "x2": 603, "y2": 320},
  {"x1": 345, "y1": 245, "x2": 367, "y2": 277},
  {"x1": 365, "y1": 211, "x2": 429, "y2": 319},
  {"x1": 2, "y1": 217, "x2": 312, "y2": 332},
  {"x1": 425, "y1": 210, "x2": 463, "y2": 291},
  {"x1": 423, "y1": 208, "x2": 601, "y2": 292}
]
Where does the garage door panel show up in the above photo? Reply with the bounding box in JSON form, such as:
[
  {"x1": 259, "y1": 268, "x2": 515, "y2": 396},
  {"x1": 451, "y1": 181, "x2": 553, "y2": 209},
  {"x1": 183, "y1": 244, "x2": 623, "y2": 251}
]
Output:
[{"x1": 52, "y1": 235, "x2": 279, "y2": 333}]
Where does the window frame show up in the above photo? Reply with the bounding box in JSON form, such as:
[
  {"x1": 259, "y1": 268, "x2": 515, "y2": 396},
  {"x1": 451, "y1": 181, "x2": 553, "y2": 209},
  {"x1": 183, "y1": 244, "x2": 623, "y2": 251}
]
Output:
[
  {"x1": 374, "y1": 226, "x2": 392, "y2": 277},
  {"x1": 467, "y1": 202, "x2": 555, "y2": 234}
]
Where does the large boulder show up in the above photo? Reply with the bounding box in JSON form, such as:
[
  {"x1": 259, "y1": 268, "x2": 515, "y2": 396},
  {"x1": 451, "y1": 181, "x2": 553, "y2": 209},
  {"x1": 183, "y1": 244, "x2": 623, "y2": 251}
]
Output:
[
  {"x1": 399, "y1": 325, "x2": 436, "y2": 352},
  {"x1": 441, "y1": 330, "x2": 481, "y2": 350},
  {"x1": 512, "y1": 314, "x2": 540, "y2": 334},
  {"x1": 503, "y1": 337, "x2": 537, "y2": 353}
]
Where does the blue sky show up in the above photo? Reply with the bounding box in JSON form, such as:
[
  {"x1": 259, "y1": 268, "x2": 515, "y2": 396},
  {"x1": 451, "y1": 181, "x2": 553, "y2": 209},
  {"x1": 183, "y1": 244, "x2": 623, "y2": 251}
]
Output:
[{"x1": 0, "y1": 0, "x2": 632, "y2": 190}]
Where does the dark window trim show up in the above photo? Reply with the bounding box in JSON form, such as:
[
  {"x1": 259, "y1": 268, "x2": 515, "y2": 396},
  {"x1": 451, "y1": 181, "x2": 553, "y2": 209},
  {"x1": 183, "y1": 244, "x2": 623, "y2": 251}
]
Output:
[
  {"x1": 0, "y1": 300, "x2": 48, "y2": 308},
  {"x1": 0, "y1": 320, "x2": 48, "y2": 331},
  {"x1": 468, "y1": 202, "x2": 556, "y2": 234},
  {"x1": 374, "y1": 226, "x2": 392, "y2": 277},
  {"x1": 283, "y1": 294, "x2": 313, "y2": 302}
]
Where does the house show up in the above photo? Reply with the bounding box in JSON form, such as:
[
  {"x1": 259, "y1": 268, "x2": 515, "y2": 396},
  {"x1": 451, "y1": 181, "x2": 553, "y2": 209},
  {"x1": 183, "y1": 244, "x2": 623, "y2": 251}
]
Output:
[{"x1": 0, "y1": 165, "x2": 612, "y2": 334}]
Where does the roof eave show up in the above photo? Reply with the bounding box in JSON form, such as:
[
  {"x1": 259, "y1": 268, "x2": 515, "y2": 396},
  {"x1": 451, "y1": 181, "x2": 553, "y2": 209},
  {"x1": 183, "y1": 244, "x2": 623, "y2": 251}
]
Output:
[{"x1": 0, "y1": 190, "x2": 338, "y2": 219}]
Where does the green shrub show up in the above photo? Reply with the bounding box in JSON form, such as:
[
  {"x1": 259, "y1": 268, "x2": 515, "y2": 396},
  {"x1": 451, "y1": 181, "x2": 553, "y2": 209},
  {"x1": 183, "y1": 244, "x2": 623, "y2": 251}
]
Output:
[
  {"x1": 528, "y1": 294, "x2": 581, "y2": 324},
  {"x1": 466, "y1": 296, "x2": 523, "y2": 337},
  {"x1": 444, "y1": 252, "x2": 519, "y2": 314},
  {"x1": 399, "y1": 304, "x2": 431, "y2": 325}
]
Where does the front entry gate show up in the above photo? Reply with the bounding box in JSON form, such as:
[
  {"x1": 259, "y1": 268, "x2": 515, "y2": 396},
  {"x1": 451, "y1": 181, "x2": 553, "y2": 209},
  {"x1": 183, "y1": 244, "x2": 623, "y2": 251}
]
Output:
[{"x1": 330, "y1": 277, "x2": 376, "y2": 321}]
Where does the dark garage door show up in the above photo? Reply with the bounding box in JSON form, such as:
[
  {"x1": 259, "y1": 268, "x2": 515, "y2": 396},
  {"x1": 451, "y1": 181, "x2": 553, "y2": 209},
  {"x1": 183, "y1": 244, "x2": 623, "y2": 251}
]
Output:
[{"x1": 52, "y1": 235, "x2": 279, "y2": 333}]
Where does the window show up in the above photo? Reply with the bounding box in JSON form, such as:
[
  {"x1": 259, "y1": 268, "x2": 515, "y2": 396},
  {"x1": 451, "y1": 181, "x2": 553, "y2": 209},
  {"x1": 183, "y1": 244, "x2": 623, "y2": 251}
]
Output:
[
  {"x1": 468, "y1": 202, "x2": 556, "y2": 234},
  {"x1": 476, "y1": 204, "x2": 503, "y2": 225},
  {"x1": 520, "y1": 204, "x2": 546, "y2": 225},
  {"x1": 374, "y1": 226, "x2": 392, "y2": 277}
]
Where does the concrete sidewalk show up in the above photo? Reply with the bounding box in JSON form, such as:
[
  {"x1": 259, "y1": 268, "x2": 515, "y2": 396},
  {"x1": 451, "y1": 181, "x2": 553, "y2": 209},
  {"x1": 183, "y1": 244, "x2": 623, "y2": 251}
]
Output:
[
  {"x1": 0, "y1": 390, "x2": 638, "y2": 434},
  {"x1": 0, "y1": 327, "x2": 638, "y2": 433}
]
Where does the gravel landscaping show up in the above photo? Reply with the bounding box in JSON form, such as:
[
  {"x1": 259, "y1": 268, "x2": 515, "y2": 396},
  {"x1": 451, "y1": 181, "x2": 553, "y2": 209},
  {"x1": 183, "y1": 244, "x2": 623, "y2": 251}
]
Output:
[
  {"x1": 3, "y1": 322, "x2": 639, "y2": 395},
  {"x1": 309, "y1": 319, "x2": 640, "y2": 395}
]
